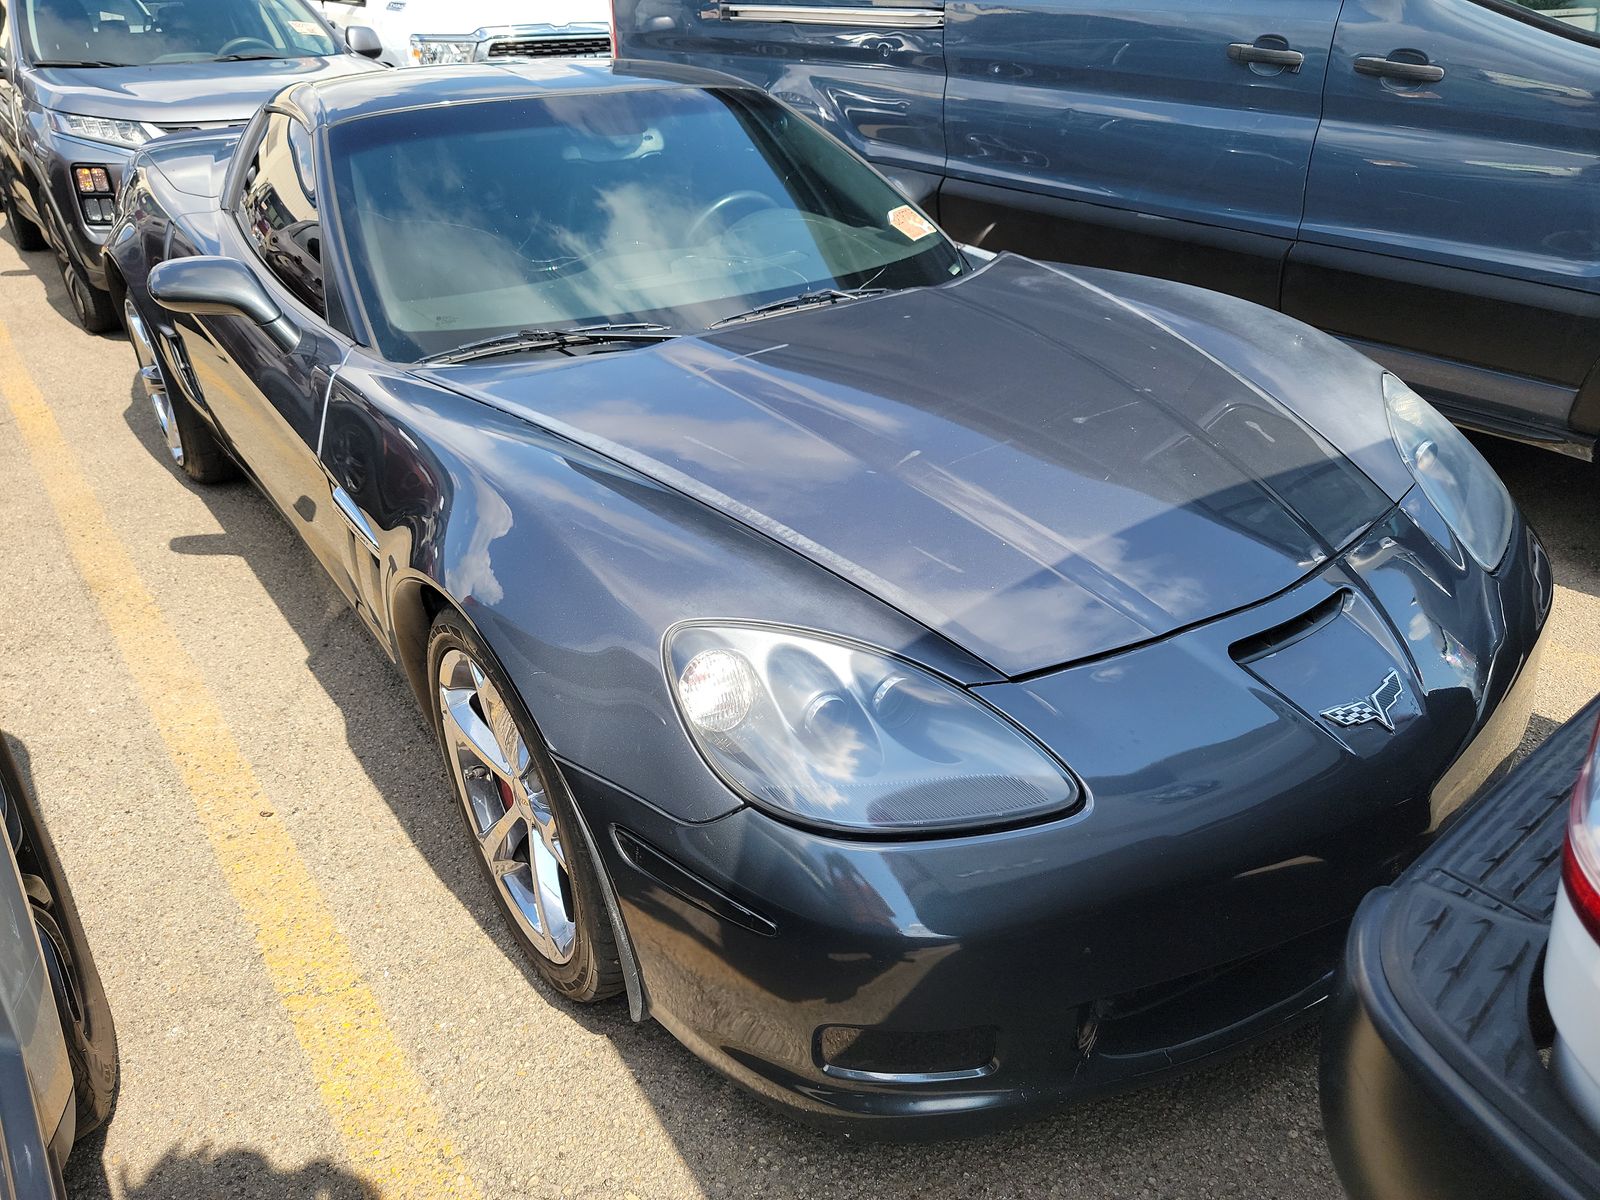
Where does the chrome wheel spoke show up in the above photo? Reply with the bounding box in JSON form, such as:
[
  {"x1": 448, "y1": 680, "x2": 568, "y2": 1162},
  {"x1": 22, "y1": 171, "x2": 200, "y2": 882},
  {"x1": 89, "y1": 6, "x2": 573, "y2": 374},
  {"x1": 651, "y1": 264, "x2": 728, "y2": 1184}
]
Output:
[
  {"x1": 529, "y1": 831, "x2": 575, "y2": 959},
  {"x1": 524, "y1": 782, "x2": 567, "y2": 870},
  {"x1": 481, "y1": 803, "x2": 523, "y2": 859},
  {"x1": 438, "y1": 683, "x2": 519, "y2": 786}
]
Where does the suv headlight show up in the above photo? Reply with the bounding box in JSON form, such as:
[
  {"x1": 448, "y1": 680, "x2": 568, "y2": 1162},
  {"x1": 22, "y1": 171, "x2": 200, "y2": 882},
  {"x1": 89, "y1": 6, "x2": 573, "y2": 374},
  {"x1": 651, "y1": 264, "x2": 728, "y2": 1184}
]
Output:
[
  {"x1": 667, "y1": 624, "x2": 1081, "y2": 835},
  {"x1": 48, "y1": 111, "x2": 150, "y2": 149},
  {"x1": 1384, "y1": 374, "x2": 1514, "y2": 571},
  {"x1": 410, "y1": 36, "x2": 478, "y2": 65}
]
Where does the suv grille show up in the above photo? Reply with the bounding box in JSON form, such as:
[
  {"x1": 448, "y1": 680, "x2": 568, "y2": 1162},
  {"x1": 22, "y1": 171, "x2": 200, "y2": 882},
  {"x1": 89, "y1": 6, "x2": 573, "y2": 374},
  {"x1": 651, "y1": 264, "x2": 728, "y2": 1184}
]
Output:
[
  {"x1": 486, "y1": 36, "x2": 611, "y2": 57},
  {"x1": 152, "y1": 120, "x2": 247, "y2": 135}
]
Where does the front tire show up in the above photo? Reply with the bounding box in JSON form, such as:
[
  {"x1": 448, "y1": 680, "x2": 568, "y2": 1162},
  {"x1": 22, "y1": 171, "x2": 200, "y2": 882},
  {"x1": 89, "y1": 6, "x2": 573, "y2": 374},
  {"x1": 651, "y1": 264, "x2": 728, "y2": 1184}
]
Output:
[
  {"x1": 124, "y1": 298, "x2": 236, "y2": 484},
  {"x1": 427, "y1": 610, "x2": 623, "y2": 1002}
]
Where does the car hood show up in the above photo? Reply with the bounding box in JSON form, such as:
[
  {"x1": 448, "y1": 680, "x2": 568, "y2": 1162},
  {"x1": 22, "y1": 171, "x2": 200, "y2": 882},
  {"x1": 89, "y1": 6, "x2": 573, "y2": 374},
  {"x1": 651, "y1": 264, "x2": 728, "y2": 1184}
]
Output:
[
  {"x1": 33, "y1": 56, "x2": 379, "y2": 125},
  {"x1": 433, "y1": 254, "x2": 1394, "y2": 677}
]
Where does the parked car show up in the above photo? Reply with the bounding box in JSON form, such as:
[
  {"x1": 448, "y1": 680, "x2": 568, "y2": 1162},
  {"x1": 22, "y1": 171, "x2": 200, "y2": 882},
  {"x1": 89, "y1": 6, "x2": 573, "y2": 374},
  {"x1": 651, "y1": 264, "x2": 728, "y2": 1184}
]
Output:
[
  {"x1": 106, "y1": 60, "x2": 1550, "y2": 1132},
  {"x1": 0, "y1": 735, "x2": 117, "y2": 1196},
  {"x1": 1321, "y1": 695, "x2": 1600, "y2": 1199},
  {"x1": 615, "y1": 0, "x2": 1600, "y2": 460},
  {"x1": 317, "y1": 0, "x2": 610, "y2": 67},
  {"x1": 0, "y1": 0, "x2": 384, "y2": 335}
]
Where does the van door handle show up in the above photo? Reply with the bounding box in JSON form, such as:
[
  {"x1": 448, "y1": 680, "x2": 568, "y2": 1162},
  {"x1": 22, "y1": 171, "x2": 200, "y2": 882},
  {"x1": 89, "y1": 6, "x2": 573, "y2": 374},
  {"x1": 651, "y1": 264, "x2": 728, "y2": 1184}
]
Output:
[
  {"x1": 331, "y1": 484, "x2": 379, "y2": 552},
  {"x1": 1354, "y1": 54, "x2": 1445, "y2": 84},
  {"x1": 1227, "y1": 42, "x2": 1304, "y2": 71}
]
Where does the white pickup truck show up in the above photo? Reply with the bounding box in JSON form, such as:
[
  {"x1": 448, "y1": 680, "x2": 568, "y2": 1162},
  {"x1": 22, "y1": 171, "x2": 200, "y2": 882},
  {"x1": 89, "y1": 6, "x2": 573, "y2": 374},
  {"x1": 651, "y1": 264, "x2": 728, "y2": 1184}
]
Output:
[{"x1": 318, "y1": 0, "x2": 610, "y2": 67}]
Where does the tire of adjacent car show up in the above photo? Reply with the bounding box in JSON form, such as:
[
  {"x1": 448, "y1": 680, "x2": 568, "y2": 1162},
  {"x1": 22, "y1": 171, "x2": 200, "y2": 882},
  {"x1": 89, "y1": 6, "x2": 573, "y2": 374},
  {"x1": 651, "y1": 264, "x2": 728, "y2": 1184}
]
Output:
[
  {"x1": 425, "y1": 609, "x2": 624, "y2": 1003},
  {"x1": 11, "y1": 798, "x2": 118, "y2": 1138},
  {"x1": 39, "y1": 200, "x2": 118, "y2": 334},
  {"x1": 60, "y1": 260, "x2": 118, "y2": 334},
  {"x1": 1, "y1": 183, "x2": 47, "y2": 253}
]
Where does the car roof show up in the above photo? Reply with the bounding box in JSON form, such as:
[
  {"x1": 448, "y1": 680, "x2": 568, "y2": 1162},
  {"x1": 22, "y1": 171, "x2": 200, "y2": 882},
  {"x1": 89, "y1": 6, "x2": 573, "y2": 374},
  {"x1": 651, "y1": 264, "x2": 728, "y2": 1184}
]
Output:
[{"x1": 278, "y1": 59, "x2": 749, "y2": 128}]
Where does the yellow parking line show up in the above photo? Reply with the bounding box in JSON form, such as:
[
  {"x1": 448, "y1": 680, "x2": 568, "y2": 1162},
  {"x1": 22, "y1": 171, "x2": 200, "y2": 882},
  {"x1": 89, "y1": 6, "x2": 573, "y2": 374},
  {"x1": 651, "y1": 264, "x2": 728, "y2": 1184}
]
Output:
[{"x1": 0, "y1": 322, "x2": 482, "y2": 1200}]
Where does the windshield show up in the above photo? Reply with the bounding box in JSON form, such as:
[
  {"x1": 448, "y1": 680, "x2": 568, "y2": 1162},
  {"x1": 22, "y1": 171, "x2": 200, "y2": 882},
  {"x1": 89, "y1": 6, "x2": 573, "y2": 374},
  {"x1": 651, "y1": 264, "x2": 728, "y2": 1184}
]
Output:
[
  {"x1": 328, "y1": 85, "x2": 966, "y2": 362},
  {"x1": 23, "y1": 0, "x2": 337, "y2": 66}
]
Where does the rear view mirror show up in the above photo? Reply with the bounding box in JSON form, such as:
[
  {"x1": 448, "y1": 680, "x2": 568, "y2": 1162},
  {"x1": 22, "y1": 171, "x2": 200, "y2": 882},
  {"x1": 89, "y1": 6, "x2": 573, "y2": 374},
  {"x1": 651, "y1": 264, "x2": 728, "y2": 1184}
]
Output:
[
  {"x1": 346, "y1": 26, "x2": 383, "y2": 59},
  {"x1": 148, "y1": 257, "x2": 301, "y2": 352}
]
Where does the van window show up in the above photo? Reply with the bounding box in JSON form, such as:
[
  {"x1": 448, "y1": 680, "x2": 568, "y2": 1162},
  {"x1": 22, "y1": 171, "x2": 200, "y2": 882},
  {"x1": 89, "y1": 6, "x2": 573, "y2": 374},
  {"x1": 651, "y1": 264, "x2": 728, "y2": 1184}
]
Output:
[{"x1": 1491, "y1": 0, "x2": 1599, "y2": 36}]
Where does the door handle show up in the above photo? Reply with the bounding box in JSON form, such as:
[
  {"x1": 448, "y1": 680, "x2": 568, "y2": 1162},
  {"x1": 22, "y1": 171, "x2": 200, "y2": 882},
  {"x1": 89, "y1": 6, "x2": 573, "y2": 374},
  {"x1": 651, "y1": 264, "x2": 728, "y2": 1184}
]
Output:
[
  {"x1": 1227, "y1": 42, "x2": 1304, "y2": 72},
  {"x1": 331, "y1": 484, "x2": 379, "y2": 552},
  {"x1": 1354, "y1": 55, "x2": 1444, "y2": 84}
]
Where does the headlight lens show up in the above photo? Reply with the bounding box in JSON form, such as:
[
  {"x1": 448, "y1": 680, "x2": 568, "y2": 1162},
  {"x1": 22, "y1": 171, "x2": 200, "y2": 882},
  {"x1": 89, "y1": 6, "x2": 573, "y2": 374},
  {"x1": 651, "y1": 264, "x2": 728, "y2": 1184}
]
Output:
[
  {"x1": 49, "y1": 111, "x2": 149, "y2": 149},
  {"x1": 1384, "y1": 374, "x2": 1513, "y2": 571},
  {"x1": 410, "y1": 37, "x2": 479, "y2": 65},
  {"x1": 668, "y1": 625, "x2": 1080, "y2": 835}
]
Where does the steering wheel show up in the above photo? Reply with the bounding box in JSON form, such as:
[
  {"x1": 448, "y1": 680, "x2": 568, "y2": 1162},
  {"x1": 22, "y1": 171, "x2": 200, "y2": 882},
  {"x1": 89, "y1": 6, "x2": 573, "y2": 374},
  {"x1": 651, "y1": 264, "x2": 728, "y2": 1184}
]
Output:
[
  {"x1": 216, "y1": 36, "x2": 279, "y2": 57},
  {"x1": 685, "y1": 190, "x2": 779, "y2": 244}
]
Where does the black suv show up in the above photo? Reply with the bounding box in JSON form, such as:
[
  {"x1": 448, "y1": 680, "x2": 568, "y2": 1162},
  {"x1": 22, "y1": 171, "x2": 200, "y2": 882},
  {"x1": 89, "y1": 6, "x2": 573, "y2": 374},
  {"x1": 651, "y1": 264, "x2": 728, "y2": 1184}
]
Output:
[{"x1": 0, "y1": 0, "x2": 381, "y2": 332}]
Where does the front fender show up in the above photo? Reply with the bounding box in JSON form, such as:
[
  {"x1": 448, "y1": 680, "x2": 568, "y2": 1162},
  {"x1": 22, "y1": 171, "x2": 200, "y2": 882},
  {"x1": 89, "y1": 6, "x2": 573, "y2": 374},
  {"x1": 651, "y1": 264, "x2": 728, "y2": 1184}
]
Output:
[{"x1": 325, "y1": 363, "x2": 984, "y2": 824}]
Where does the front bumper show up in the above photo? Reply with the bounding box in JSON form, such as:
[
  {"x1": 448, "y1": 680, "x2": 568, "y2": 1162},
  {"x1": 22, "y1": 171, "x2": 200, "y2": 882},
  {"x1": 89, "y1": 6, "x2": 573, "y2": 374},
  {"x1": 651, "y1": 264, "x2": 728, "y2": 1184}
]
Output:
[
  {"x1": 1320, "y1": 695, "x2": 1600, "y2": 1200},
  {"x1": 570, "y1": 502, "x2": 1552, "y2": 1133},
  {"x1": 38, "y1": 132, "x2": 134, "y2": 289}
]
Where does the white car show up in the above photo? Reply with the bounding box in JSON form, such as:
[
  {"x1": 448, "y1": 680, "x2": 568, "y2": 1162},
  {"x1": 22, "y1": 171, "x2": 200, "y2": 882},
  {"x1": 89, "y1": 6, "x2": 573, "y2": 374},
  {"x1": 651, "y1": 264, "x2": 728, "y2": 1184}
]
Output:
[
  {"x1": 318, "y1": 0, "x2": 610, "y2": 67},
  {"x1": 1549, "y1": 711, "x2": 1600, "y2": 1134}
]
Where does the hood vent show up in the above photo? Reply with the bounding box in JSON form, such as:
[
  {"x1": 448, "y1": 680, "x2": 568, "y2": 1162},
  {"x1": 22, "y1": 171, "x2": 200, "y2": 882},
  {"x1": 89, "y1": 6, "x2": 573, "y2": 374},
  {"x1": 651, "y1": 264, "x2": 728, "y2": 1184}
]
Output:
[{"x1": 1229, "y1": 590, "x2": 1349, "y2": 666}]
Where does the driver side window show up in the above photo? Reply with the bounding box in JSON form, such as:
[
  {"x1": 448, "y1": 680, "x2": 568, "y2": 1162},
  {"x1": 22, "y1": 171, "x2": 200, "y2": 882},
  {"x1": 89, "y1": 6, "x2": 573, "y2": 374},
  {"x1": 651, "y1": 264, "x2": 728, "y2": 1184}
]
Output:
[{"x1": 241, "y1": 113, "x2": 325, "y2": 318}]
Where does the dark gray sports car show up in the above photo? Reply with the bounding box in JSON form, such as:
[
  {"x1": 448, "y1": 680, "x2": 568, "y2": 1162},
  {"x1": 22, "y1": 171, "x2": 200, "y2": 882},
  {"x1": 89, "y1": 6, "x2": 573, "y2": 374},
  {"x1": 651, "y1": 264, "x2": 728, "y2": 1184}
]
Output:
[{"x1": 103, "y1": 60, "x2": 1550, "y2": 1133}]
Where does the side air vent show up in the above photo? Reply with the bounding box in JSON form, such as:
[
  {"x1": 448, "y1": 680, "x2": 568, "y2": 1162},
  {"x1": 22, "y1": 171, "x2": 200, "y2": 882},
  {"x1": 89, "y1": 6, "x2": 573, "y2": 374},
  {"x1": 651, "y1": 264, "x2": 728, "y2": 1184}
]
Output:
[{"x1": 1229, "y1": 590, "x2": 1348, "y2": 666}]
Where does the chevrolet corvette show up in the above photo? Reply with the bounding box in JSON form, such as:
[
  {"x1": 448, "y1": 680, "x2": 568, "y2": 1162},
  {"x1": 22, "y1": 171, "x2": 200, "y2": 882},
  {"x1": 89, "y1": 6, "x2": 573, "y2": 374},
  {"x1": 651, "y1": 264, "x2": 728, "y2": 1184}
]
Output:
[{"x1": 103, "y1": 60, "x2": 1551, "y2": 1132}]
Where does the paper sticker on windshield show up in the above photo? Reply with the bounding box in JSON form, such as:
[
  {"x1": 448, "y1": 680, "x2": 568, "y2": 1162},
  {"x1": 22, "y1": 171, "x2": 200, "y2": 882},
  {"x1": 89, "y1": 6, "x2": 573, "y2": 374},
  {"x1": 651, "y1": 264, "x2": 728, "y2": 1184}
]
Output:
[
  {"x1": 289, "y1": 20, "x2": 322, "y2": 35},
  {"x1": 888, "y1": 205, "x2": 936, "y2": 241}
]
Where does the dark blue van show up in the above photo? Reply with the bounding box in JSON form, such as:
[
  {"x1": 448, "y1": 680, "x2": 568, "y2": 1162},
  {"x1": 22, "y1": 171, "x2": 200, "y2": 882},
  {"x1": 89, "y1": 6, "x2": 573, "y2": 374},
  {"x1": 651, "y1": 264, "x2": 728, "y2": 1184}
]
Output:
[{"x1": 616, "y1": 0, "x2": 1600, "y2": 457}]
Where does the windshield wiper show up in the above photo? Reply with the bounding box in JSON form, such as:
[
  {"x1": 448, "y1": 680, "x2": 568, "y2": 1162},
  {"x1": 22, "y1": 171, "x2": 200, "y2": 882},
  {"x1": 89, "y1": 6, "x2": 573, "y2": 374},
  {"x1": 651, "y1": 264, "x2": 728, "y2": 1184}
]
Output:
[
  {"x1": 213, "y1": 52, "x2": 294, "y2": 62},
  {"x1": 32, "y1": 59, "x2": 131, "y2": 68},
  {"x1": 710, "y1": 287, "x2": 893, "y2": 329},
  {"x1": 419, "y1": 323, "x2": 678, "y2": 366}
]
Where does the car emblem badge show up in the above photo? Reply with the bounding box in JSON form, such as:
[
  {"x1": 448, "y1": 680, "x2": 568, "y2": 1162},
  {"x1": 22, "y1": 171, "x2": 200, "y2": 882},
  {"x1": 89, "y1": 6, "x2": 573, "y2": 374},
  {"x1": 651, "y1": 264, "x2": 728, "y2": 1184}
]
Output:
[{"x1": 1320, "y1": 671, "x2": 1406, "y2": 733}]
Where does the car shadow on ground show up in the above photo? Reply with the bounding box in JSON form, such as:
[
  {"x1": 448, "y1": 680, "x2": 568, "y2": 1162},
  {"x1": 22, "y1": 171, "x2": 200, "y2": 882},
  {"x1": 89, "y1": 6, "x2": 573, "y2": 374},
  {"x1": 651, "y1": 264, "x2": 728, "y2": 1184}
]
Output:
[
  {"x1": 71, "y1": 1136, "x2": 379, "y2": 1199},
  {"x1": 1, "y1": 229, "x2": 84, "y2": 331},
  {"x1": 104, "y1": 364, "x2": 1349, "y2": 1198}
]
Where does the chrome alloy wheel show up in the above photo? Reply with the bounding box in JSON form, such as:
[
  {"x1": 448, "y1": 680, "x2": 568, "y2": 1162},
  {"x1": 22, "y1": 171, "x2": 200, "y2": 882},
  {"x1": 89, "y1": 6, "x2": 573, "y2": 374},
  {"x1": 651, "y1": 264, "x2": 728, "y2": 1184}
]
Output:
[
  {"x1": 437, "y1": 649, "x2": 577, "y2": 964},
  {"x1": 125, "y1": 299, "x2": 183, "y2": 466}
]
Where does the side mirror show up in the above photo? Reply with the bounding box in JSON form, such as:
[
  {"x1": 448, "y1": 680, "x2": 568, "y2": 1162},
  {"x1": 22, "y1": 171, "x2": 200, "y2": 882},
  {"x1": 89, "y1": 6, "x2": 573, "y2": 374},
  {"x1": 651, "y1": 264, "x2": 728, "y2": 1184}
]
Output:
[
  {"x1": 148, "y1": 257, "x2": 301, "y2": 353},
  {"x1": 345, "y1": 26, "x2": 383, "y2": 59}
]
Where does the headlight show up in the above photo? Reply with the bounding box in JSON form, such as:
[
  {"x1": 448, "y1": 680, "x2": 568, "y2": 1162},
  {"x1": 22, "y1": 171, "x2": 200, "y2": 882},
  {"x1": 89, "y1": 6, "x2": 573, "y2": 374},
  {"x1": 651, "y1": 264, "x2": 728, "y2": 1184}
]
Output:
[
  {"x1": 1384, "y1": 374, "x2": 1514, "y2": 571},
  {"x1": 48, "y1": 111, "x2": 149, "y2": 149},
  {"x1": 409, "y1": 37, "x2": 479, "y2": 65},
  {"x1": 668, "y1": 624, "x2": 1081, "y2": 835}
]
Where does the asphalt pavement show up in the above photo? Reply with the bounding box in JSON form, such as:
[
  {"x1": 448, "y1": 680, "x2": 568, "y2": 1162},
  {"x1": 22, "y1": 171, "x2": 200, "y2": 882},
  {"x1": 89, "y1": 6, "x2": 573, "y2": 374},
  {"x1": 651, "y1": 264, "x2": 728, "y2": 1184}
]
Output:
[{"x1": 0, "y1": 222, "x2": 1595, "y2": 1200}]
